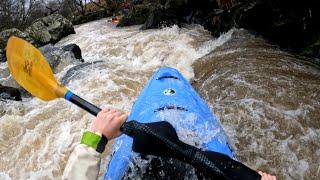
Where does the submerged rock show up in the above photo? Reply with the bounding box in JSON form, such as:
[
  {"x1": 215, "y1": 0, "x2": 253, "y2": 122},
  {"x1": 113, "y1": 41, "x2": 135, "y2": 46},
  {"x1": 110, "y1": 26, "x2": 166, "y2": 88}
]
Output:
[
  {"x1": 61, "y1": 61, "x2": 103, "y2": 85},
  {"x1": 0, "y1": 84, "x2": 22, "y2": 101},
  {"x1": 25, "y1": 14, "x2": 75, "y2": 46},
  {"x1": 39, "y1": 43, "x2": 84, "y2": 73},
  {"x1": 0, "y1": 28, "x2": 35, "y2": 62},
  {"x1": 141, "y1": 0, "x2": 219, "y2": 29}
]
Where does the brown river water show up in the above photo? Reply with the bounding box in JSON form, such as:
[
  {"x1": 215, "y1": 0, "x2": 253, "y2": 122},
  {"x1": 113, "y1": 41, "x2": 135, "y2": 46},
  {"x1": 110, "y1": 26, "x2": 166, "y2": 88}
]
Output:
[{"x1": 0, "y1": 18, "x2": 319, "y2": 179}]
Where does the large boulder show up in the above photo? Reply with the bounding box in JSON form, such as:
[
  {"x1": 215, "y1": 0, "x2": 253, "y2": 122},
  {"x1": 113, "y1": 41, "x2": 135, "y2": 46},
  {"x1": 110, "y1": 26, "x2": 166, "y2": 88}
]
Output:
[
  {"x1": 0, "y1": 43, "x2": 84, "y2": 99},
  {"x1": 141, "y1": 0, "x2": 219, "y2": 29},
  {"x1": 0, "y1": 65, "x2": 33, "y2": 98},
  {"x1": 72, "y1": 10, "x2": 112, "y2": 25},
  {"x1": 61, "y1": 61, "x2": 103, "y2": 85},
  {"x1": 62, "y1": 44, "x2": 83, "y2": 60},
  {"x1": 123, "y1": 0, "x2": 320, "y2": 58},
  {"x1": 117, "y1": 4, "x2": 152, "y2": 27},
  {"x1": 204, "y1": 0, "x2": 320, "y2": 58},
  {"x1": 39, "y1": 43, "x2": 84, "y2": 73},
  {"x1": 25, "y1": 14, "x2": 75, "y2": 46},
  {"x1": 141, "y1": 5, "x2": 176, "y2": 29},
  {"x1": 0, "y1": 84, "x2": 22, "y2": 101},
  {"x1": 302, "y1": 40, "x2": 320, "y2": 58},
  {"x1": 0, "y1": 28, "x2": 35, "y2": 62}
]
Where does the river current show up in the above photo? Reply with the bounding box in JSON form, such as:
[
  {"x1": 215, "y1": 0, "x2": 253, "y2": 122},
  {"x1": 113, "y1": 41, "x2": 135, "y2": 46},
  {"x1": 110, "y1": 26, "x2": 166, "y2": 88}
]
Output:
[{"x1": 0, "y1": 18, "x2": 319, "y2": 179}]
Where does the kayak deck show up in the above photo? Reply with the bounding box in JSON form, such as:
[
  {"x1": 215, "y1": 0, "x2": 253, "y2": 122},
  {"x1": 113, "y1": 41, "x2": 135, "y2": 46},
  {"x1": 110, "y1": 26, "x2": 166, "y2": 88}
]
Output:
[{"x1": 104, "y1": 67, "x2": 235, "y2": 179}]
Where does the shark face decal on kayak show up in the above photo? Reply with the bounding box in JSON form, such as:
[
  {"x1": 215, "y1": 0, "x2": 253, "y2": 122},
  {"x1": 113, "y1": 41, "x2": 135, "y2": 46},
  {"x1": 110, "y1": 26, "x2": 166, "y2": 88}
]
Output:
[
  {"x1": 163, "y1": 88, "x2": 176, "y2": 96},
  {"x1": 105, "y1": 67, "x2": 235, "y2": 179}
]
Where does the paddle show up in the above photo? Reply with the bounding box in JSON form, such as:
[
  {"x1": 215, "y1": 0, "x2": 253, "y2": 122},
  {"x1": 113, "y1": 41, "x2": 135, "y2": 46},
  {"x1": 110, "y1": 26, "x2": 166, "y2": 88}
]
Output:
[
  {"x1": 6, "y1": 36, "x2": 101, "y2": 116},
  {"x1": 6, "y1": 36, "x2": 261, "y2": 180},
  {"x1": 123, "y1": 120, "x2": 261, "y2": 180}
]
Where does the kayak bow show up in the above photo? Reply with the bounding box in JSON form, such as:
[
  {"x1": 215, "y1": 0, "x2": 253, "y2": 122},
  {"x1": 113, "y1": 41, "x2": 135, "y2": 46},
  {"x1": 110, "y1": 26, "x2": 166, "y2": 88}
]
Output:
[{"x1": 105, "y1": 67, "x2": 236, "y2": 179}]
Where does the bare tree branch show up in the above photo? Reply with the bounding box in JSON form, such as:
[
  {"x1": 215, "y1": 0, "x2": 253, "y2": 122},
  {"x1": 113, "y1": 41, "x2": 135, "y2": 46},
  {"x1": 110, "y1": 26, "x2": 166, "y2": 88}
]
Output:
[
  {"x1": 45, "y1": 6, "x2": 59, "y2": 14},
  {"x1": 89, "y1": 0, "x2": 105, "y2": 9}
]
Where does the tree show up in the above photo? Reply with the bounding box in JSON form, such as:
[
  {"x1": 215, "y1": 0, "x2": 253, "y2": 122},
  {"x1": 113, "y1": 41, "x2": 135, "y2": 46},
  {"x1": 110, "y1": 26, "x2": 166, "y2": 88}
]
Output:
[
  {"x1": 0, "y1": 0, "x2": 16, "y2": 30},
  {"x1": 45, "y1": 1, "x2": 61, "y2": 15},
  {"x1": 0, "y1": 0, "x2": 46, "y2": 31},
  {"x1": 60, "y1": 0, "x2": 77, "y2": 19},
  {"x1": 89, "y1": 0, "x2": 106, "y2": 10},
  {"x1": 74, "y1": 0, "x2": 87, "y2": 16}
]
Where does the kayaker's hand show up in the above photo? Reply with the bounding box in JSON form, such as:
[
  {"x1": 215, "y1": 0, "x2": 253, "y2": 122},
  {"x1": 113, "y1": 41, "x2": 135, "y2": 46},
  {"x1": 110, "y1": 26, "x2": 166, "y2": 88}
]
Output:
[
  {"x1": 91, "y1": 108, "x2": 127, "y2": 140},
  {"x1": 258, "y1": 171, "x2": 276, "y2": 180}
]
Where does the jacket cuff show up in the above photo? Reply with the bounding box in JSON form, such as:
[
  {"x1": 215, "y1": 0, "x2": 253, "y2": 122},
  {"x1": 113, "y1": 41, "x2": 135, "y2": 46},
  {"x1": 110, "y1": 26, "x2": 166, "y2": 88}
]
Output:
[{"x1": 81, "y1": 131, "x2": 108, "y2": 153}]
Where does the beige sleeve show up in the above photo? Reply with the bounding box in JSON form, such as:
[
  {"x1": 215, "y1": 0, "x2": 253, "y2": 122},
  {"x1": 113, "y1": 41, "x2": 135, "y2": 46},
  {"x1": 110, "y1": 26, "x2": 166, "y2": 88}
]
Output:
[{"x1": 62, "y1": 144, "x2": 101, "y2": 180}]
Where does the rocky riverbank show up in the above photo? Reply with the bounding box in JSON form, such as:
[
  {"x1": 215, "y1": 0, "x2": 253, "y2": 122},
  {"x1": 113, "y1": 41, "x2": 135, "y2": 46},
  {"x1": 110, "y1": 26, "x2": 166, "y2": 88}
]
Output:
[
  {"x1": 119, "y1": 0, "x2": 320, "y2": 60},
  {"x1": 0, "y1": 14, "x2": 75, "y2": 62},
  {"x1": 0, "y1": 18, "x2": 319, "y2": 179},
  {"x1": 0, "y1": 14, "x2": 84, "y2": 101}
]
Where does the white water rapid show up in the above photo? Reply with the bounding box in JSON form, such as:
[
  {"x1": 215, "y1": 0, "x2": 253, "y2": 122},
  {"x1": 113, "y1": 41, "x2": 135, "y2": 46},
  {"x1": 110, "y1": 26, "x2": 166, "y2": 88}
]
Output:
[{"x1": 0, "y1": 18, "x2": 233, "y2": 179}]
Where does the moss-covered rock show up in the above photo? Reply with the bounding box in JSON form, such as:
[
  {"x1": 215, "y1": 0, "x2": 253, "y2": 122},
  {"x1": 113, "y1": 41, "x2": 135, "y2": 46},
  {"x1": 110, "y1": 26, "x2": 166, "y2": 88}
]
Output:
[{"x1": 25, "y1": 14, "x2": 75, "y2": 46}]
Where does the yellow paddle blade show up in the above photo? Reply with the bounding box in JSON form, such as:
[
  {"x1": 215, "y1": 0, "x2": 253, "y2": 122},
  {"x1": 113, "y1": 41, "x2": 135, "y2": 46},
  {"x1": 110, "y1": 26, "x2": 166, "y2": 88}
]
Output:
[{"x1": 6, "y1": 36, "x2": 67, "y2": 101}]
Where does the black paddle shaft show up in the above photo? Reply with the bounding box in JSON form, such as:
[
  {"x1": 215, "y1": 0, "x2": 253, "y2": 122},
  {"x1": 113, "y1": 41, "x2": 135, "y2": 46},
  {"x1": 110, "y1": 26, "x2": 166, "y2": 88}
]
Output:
[
  {"x1": 69, "y1": 93, "x2": 102, "y2": 116},
  {"x1": 67, "y1": 94, "x2": 261, "y2": 179},
  {"x1": 121, "y1": 121, "x2": 262, "y2": 180},
  {"x1": 67, "y1": 93, "x2": 130, "y2": 130}
]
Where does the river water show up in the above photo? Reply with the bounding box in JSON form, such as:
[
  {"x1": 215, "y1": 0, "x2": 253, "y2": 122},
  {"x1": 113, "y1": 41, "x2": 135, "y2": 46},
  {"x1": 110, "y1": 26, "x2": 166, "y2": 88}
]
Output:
[{"x1": 0, "y1": 18, "x2": 319, "y2": 179}]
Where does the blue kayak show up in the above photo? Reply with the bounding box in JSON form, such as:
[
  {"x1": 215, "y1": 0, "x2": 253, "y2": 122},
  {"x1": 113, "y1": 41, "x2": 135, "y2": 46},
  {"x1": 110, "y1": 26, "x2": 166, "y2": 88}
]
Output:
[{"x1": 104, "y1": 67, "x2": 235, "y2": 179}]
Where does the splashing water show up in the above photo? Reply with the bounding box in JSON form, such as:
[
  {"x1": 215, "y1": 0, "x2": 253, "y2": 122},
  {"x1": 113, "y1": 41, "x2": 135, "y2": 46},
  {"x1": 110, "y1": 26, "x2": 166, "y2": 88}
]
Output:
[
  {"x1": 193, "y1": 29, "x2": 320, "y2": 179},
  {"x1": 0, "y1": 18, "x2": 232, "y2": 179},
  {"x1": 1, "y1": 18, "x2": 319, "y2": 180}
]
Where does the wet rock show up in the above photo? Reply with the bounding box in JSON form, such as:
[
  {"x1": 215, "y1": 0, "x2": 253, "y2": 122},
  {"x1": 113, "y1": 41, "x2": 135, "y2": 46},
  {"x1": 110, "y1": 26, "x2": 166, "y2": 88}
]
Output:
[
  {"x1": 0, "y1": 28, "x2": 35, "y2": 62},
  {"x1": 301, "y1": 39, "x2": 320, "y2": 59},
  {"x1": 141, "y1": 6, "x2": 175, "y2": 29},
  {"x1": 0, "y1": 43, "x2": 84, "y2": 99},
  {"x1": 123, "y1": 0, "x2": 320, "y2": 58},
  {"x1": 0, "y1": 49, "x2": 5, "y2": 62},
  {"x1": 207, "y1": 0, "x2": 320, "y2": 58},
  {"x1": 141, "y1": 0, "x2": 219, "y2": 29},
  {"x1": 25, "y1": 14, "x2": 75, "y2": 46},
  {"x1": 72, "y1": 10, "x2": 112, "y2": 25},
  {"x1": 0, "y1": 69, "x2": 33, "y2": 99},
  {"x1": 39, "y1": 44, "x2": 84, "y2": 73},
  {"x1": 61, "y1": 61, "x2": 103, "y2": 85},
  {"x1": 62, "y1": 44, "x2": 83, "y2": 60},
  {"x1": 117, "y1": 4, "x2": 152, "y2": 27},
  {"x1": 117, "y1": 0, "x2": 220, "y2": 29},
  {"x1": 0, "y1": 84, "x2": 22, "y2": 101}
]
